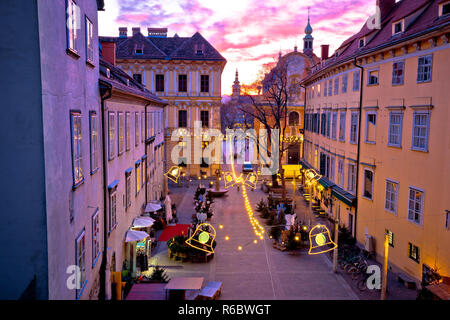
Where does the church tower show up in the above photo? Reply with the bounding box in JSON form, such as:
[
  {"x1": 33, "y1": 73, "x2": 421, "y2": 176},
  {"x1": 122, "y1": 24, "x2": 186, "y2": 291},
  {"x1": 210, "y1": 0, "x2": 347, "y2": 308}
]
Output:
[
  {"x1": 232, "y1": 69, "x2": 241, "y2": 98},
  {"x1": 303, "y1": 9, "x2": 314, "y2": 58}
]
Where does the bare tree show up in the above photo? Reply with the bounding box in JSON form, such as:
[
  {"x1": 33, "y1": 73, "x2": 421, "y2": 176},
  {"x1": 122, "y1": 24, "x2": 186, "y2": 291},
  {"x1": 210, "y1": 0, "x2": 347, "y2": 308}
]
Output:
[{"x1": 239, "y1": 58, "x2": 303, "y2": 201}]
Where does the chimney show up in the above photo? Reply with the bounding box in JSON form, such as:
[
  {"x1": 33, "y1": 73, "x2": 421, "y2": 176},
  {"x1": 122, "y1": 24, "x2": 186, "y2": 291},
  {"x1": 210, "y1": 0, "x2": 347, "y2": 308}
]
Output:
[
  {"x1": 101, "y1": 41, "x2": 116, "y2": 66},
  {"x1": 119, "y1": 27, "x2": 127, "y2": 38},
  {"x1": 376, "y1": 0, "x2": 395, "y2": 21},
  {"x1": 147, "y1": 28, "x2": 168, "y2": 38},
  {"x1": 321, "y1": 45, "x2": 329, "y2": 60},
  {"x1": 132, "y1": 27, "x2": 141, "y2": 36}
]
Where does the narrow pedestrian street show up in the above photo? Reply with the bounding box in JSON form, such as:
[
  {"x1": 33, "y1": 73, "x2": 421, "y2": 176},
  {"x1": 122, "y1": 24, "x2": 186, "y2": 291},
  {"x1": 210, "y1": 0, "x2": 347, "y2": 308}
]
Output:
[{"x1": 149, "y1": 172, "x2": 358, "y2": 300}]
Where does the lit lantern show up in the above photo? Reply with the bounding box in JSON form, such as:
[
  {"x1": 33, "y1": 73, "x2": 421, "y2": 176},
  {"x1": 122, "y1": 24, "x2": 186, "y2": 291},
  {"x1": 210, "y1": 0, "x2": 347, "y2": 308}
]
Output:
[
  {"x1": 165, "y1": 166, "x2": 181, "y2": 183},
  {"x1": 185, "y1": 223, "x2": 216, "y2": 254},
  {"x1": 308, "y1": 224, "x2": 337, "y2": 255}
]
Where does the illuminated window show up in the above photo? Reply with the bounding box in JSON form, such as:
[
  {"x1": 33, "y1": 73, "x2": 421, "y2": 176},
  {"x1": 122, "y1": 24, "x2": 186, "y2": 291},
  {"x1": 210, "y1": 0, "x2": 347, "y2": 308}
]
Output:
[
  {"x1": 125, "y1": 112, "x2": 130, "y2": 151},
  {"x1": 70, "y1": 111, "x2": 83, "y2": 187},
  {"x1": 385, "y1": 230, "x2": 394, "y2": 247},
  {"x1": 408, "y1": 243, "x2": 420, "y2": 262},
  {"x1": 136, "y1": 161, "x2": 141, "y2": 195},
  {"x1": 385, "y1": 180, "x2": 398, "y2": 214},
  {"x1": 408, "y1": 187, "x2": 423, "y2": 225},
  {"x1": 142, "y1": 157, "x2": 146, "y2": 187},
  {"x1": 125, "y1": 170, "x2": 131, "y2": 209}
]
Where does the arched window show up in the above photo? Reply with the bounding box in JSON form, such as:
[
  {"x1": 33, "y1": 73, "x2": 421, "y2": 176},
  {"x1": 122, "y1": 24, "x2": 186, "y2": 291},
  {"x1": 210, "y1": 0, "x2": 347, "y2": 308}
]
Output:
[{"x1": 289, "y1": 112, "x2": 300, "y2": 126}]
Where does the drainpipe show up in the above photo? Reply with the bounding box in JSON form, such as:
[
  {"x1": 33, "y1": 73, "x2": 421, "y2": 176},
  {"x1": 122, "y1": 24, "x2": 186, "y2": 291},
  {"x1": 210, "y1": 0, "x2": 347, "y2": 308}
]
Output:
[
  {"x1": 353, "y1": 57, "x2": 364, "y2": 241},
  {"x1": 144, "y1": 102, "x2": 151, "y2": 205},
  {"x1": 299, "y1": 84, "x2": 307, "y2": 161},
  {"x1": 98, "y1": 80, "x2": 112, "y2": 300}
]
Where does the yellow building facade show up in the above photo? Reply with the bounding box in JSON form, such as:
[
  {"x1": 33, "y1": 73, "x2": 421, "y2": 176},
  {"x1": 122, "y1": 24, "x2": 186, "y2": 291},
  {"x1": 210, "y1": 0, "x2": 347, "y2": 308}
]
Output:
[{"x1": 302, "y1": 0, "x2": 450, "y2": 284}]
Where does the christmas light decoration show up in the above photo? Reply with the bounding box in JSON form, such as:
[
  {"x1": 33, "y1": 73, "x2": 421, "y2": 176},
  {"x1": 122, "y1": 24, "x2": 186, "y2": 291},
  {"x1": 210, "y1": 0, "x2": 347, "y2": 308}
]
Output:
[
  {"x1": 165, "y1": 166, "x2": 181, "y2": 183},
  {"x1": 308, "y1": 224, "x2": 337, "y2": 255},
  {"x1": 185, "y1": 223, "x2": 216, "y2": 254}
]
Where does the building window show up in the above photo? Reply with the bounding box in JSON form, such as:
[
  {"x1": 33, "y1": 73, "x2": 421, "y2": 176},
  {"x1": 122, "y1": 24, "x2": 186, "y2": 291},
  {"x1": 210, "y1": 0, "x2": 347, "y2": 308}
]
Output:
[
  {"x1": 108, "y1": 112, "x2": 115, "y2": 160},
  {"x1": 342, "y1": 74, "x2": 348, "y2": 93},
  {"x1": 331, "y1": 112, "x2": 337, "y2": 140},
  {"x1": 66, "y1": 0, "x2": 79, "y2": 53},
  {"x1": 118, "y1": 112, "x2": 124, "y2": 155},
  {"x1": 334, "y1": 77, "x2": 339, "y2": 95},
  {"x1": 388, "y1": 112, "x2": 403, "y2": 147},
  {"x1": 368, "y1": 70, "x2": 379, "y2": 85},
  {"x1": 124, "y1": 170, "x2": 131, "y2": 209},
  {"x1": 135, "y1": 112, "x2": 139, "y2": 146},
  {"x1": 385, "y1": 180, "x2": 398, "y2": 214},
  {"x1": 326, "y1": 111, "x2": 331, "y2": 138},
  {"x1": 133, "y1": 74, "x2": 142, "y2": 84},
  {"x1": 412, "y1": 112, "x2": 430, "y2": 151},
  {"x1": 350, "y1": 112, "x2": 358, "y2": 144},
  {"x1": 337, "y1": 158, "x2": 345, "y2": 187},
  {"x1": 92, "y1": 210, "x2": 100, "y2": 267},
  {"x1": 142, "y1": 157, "x2": 146, "y2": 187},
  {"x1": 408, "y1": 243, "x2": 420, "y2": 262},
  {"x1": 392, "y1": 61, "x2": 405, "y2": 85},
  {"x1": 75, "y1": 230, "x2": 86, "y2": 299},
  {"x1": 155, "y1": 74, "x2": 164, "y2": 92},
  {"x1": 289, "y1": 112, "x2": 300, "y2": 126},
  {"x1": 328, "y1": 80, "x2": 332, "y2": 96},
  {"x1": 347, "y1": 163, "x2": 356, "y2": 193},
  {"x1": 141, "y1": 112, "x2": 145, "y2": 143},
  {"x1": 200, "y1": 110, "x2": 209, "y2": 128},
  {"x1": 385, "y1": 230, "x2": 394, "y2": 247},
  {"x1": 89, "y1": 111, "x2": 99, "y2": 174},
  {"x1": 86, "y1": 17, "x2": 94, "y2": 64},
  {"x1": 408, "y1": 187, "x2": 424, "y2": 225},
  {"x1": 440, "y1": 2, "x2": 450, "y2": 16},
  {"x1": 109, "y1": 189, "x2": 117, "y2": 231},
  {"x1": 417, "y1": 55, "x2": 433, "y2": 83},
  {"x1": 70, "y1": 111, "x2": 83, "y2": 186},
  {"x1": 393, "y1": 21, "x2": 403, "y2": 35},
  {"x1": 178, "y1": 74, "x2": 187, "y2": 92},
  {"x1": 136, "y1": 161, "x2": 141, "y2": 195},
  {"x1": 125, "y1": 112, "x2": 130, "y2": 151},
  {"x1": 363, "y1": 169, "x2": 373, "y2": 200},
  {"x1": 445, "y1": 210, "x2": 449, "y2": 229},
  {"x1": 353, "y1": 70, "x2": 360, "y2": 91},
  {"x1": 329, "y1": 156, "x2": 335, "y2": 182},
  {"x1": 359, "y1": 38, "x2": 365, "y2": 48},
  {"x1": 324, "y1": 81, "x2": 327, "y2": 97},
  {"x1": 339, "y1": 112, "x2": 346, "y2": 142},
  {"x1": 178, "y1": 110, "x2": 187, "y2": 128},
  {"x1": 201, "y1": 75, "x2": 209, "y2": 93},
  {"x1": 365, "y1": 112, "x2": 377, "y2": 143},
  {"x1": 320, "y1": 113, "x2": 326, "y2": 136}
]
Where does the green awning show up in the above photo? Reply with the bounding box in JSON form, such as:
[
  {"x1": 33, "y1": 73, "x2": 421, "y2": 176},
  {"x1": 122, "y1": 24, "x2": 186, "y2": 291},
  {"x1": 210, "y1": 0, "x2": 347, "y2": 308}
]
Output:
[
  {"x1": 331, "y1": 186, "x2": 356, "y2": 207},
  {"x1": 318, "y1": 177, "x2": 334, "y2": 190},
  {"x1": 299, "y1": 160, "x2": 312, "y2": 170}
]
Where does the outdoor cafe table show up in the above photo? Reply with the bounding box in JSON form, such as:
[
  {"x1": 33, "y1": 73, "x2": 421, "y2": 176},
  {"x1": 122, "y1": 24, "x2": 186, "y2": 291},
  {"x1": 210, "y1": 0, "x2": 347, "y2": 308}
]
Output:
[{"x1": 165, "y1": 277, "x2": 204, "y2": 300}]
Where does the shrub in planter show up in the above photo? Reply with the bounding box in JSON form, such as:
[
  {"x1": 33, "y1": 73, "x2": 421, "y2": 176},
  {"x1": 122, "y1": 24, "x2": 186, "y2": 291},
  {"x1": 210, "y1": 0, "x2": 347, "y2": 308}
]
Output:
[
  {"x1": 267, "y1": 212, "x2": 277, "y2": 225},
  {"x1": 270, "y1": 226, "x2": 282, "y2": 241},
  {"x1": 150, "y1": 266, "x2": 170, "y2": 283},
  {"x1": 259, "y1": 207, "x2": 270, "y2": 219},
  {"x1": 256, "y1": 199, "x2": 266, "y2": 212}
]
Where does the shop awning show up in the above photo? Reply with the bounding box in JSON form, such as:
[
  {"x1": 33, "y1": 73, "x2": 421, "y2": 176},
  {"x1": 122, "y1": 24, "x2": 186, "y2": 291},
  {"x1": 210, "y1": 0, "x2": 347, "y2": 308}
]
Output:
[
  {"x1": 125, "y1": 230, "x2": 149, "y2": 242},
  {"x1": 132, "y1": 217, "x2": 155, "y2": 228},
  {"x1": 318, "y1": 177, "x2": 334, "y2": 190},
  {"x1": 144, "y1": 202, "x2": 162, "y2": 213},
  {"x1": 331, "y1": 185, "x2": 356, "y2": 207}
]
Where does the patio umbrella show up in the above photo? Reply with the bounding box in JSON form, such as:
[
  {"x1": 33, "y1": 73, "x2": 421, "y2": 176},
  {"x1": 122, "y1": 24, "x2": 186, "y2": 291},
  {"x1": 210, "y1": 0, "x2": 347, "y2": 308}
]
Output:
[
  {"x1": 125, "y1": 230, "x2": 149, "y2": 242},
  {"x1": 144, "y1": 202, "x2": 162, "y2": 213},
  {"x1": 164, "y1": 194, "x2": 172, "y2": 222},
  {"x1": 132, "y1": 216, "x2": 155, "y2": 228}
]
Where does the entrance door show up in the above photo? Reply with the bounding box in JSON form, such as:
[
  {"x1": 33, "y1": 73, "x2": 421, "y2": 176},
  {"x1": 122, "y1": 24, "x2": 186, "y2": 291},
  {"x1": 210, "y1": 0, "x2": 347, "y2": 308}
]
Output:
[
  {"x1": 287, "y1": 143, "x2": 300, "y2": 164},
  {"x1": 348, "y1": 212, "x2": 354, "y2": 237}
]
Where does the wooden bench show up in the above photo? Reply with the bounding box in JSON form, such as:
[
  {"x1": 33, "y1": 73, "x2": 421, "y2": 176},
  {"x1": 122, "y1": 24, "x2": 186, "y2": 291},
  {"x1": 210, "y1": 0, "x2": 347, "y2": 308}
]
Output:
[{"x1": 397, "y1": 272, "x2": 416, "y2": 289}]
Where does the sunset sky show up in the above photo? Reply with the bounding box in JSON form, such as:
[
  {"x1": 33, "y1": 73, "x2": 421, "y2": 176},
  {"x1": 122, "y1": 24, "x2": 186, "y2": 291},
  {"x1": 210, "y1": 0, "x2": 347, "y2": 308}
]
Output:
[{"x1": 99, "y1": 0, "x2": 376, "y2": 95}]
